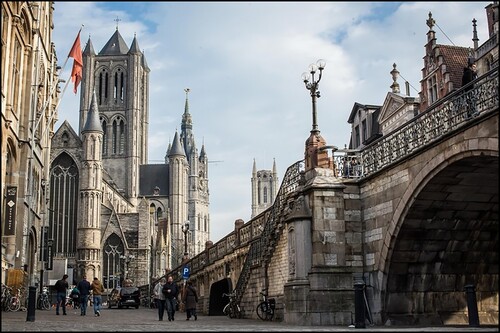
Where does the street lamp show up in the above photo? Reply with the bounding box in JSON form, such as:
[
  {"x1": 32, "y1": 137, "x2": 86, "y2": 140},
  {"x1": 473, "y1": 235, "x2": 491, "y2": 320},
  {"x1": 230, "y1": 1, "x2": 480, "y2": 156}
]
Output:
[
  {"x1": 120, "y1": 254, "x2": 135, "y2": 280},
  {"x1": 302, "y1": 59, "x2": 326, "y2": 133},
  {"x1": 182, "y1": 221, "x2": 190, "y2": 257}
]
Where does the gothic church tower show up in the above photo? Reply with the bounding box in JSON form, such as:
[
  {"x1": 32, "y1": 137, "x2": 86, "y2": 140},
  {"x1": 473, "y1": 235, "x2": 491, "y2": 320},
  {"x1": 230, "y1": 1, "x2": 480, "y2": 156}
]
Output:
[
  {"x1": 80, "y1": 28, "x2": 150, "y2": 206},
  {"x1": 251, "y1": 159, "x2": 278, "y2": 218}
]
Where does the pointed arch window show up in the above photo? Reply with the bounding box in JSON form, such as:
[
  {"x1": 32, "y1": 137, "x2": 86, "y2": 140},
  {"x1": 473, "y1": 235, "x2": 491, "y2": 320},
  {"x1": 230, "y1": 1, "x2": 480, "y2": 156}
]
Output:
[
  {"x1": 103, "y1": 235, "x2": 124, "y2": 289},
  {"x1": 119, "y1": 120, "x2": 125, "y2": 155},
  {"x1": 101, "y1": 118, "x2": 108, "y2": 155},
  {"x1": 120, "y1": 71, "x2": 125, "y2": 101},
  {"x1": 112, "y1": 120, "x2": 117, "y2": 154},
  {"x1": 49, "y1": 153, "x2": 79, "y2": 257},
  {"x1": 263, "y1": 186, "x2": 268, "y2": 204},
  {"x1": 113, "y1": 68, "x2": 126, "y2": 104},
  {"x1": 114, "y1": 72, "x2": 118, "y2": 100},
  {"x1": 98, "y1": 69, "x2": 109, "y2": 104}
]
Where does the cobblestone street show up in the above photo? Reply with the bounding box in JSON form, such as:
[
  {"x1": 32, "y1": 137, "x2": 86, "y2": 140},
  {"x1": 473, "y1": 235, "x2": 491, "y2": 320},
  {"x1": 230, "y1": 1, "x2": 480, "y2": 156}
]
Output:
[{"x1": 2, "y1": 306, "x2": 498, "y2": 332}]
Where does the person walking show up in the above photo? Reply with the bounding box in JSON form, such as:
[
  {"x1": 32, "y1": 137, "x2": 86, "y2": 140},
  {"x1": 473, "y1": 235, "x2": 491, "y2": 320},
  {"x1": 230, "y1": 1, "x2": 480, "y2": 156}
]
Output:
[
  {"x1": 461, "y1": 57, "x2": 477, "y2": 90},
  {"x1": 54, "y1": 274, "x2": 69, "y2": 315},
  {"x1": 162, "y1": 275, "x2": 179, "y2": 321},
  {"x1": 183, "y1": 280, "x2": 198, "y2": 321},
  {"x1": 153, "y1": 277, "x2": 166, "y2": 321},
  {"x1": 461, "y1": 57, "x2": 479, "y2": 118},
  {"x1": 76, "y1": 275, "x2": 91, "y2": 316},
  {"x1": 91, "y1": 277, "x2": 105, "y2": 317}
]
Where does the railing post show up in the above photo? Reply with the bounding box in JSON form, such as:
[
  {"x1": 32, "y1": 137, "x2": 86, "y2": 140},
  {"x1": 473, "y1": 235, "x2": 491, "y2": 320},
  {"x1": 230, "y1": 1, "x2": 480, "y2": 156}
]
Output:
[
  {"x1": 354, "y1": 281, "x2": 366, "y2": 328},
  {"x1": 464, "y1": 284, "x2": 480, "y2": 327}
]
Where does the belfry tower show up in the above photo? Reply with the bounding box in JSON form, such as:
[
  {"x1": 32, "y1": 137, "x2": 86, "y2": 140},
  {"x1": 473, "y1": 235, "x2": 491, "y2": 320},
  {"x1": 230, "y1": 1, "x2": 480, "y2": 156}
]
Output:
[{"x1": 80, "y1": 28, "x2": 150, "y2": 206}]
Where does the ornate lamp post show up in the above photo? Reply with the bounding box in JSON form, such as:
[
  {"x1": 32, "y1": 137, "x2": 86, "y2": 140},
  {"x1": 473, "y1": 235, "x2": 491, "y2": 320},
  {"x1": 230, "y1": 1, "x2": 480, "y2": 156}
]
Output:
[
  {"x1": 182, "y1": 221, "x2": 190, "y2": 258},
  {"x1": 120, "y1": 254, "x2": 135, "y2": 280},
  {"x1": 302, "y1": 59, "x2": 326, "y2": 133}
]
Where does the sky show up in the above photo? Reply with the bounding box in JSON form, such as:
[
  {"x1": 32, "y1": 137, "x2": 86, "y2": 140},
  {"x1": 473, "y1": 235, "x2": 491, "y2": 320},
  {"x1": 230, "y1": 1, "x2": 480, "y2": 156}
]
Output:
[{"x1": 51, "y1": 2, "x2": 491, "y2": 243}]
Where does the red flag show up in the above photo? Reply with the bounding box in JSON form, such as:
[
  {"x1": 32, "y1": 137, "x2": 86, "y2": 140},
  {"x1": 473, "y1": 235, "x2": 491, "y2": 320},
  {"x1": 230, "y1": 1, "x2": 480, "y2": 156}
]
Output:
[{"x1": 68, "y1": 31, "x2": 83, "y2": 94}]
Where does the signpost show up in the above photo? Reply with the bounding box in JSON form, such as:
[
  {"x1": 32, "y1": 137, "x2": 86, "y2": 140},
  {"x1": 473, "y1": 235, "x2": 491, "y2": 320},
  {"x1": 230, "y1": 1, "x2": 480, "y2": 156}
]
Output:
[{"x1": 182, "y1": 266, "x2": 190, "y2": 280}]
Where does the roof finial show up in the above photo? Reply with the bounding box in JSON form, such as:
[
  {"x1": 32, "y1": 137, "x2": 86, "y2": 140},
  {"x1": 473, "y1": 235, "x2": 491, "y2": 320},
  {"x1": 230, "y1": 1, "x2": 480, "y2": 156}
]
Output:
[
  {"x1": 184, "y1": 88, "x2": 190, "y2": 98},
  {"x1": 426, "y1": 12, "x2": 435, "y2": 30},
  {"x1": 114, "y1": 16, "x2": 121, "y2": 30}
]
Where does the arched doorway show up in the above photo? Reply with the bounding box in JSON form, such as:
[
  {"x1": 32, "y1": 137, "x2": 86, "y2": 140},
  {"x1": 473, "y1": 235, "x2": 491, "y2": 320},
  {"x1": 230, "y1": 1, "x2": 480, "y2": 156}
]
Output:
[{"x1": 208, "y1": 278, "x2": 231, "y2": 316}]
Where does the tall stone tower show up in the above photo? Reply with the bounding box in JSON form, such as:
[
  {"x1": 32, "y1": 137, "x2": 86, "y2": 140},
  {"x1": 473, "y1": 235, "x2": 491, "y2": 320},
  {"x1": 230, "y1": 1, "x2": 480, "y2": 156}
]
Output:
[
  {"x1": 251, "y1": 159, "x2": 278, "y2": 218},
  {"x1": 80, "y1": 28, "x2": 150, "y2": 206},
  {"x1": 168, "y1": 131, "x2": 189, "y2": 266},
  {"x1": 180, "y1": 89, "x2": 210, "y2": 256},
  {"x1": 77, "y1": 90, "x2": 103, "y2": 278}
]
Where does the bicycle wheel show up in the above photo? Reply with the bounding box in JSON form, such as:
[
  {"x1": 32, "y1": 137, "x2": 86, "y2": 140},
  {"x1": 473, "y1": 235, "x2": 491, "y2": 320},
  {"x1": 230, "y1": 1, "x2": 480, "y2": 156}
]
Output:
[
  {"x1": 266, "y1": 306, "x2": 274, "y2": 321},
  {"x1": 234, "y1": 305, "x2": 242, "y2": 319},
  {"x1": 8, "y1": 297, "x2": 21, "y2": 312},
  {"x1": 42, "y1": 298, "x2": 51, "y2": 310},
  {"x1": 256, "y1": 302, "x2": 268, "y2": 320},
  {"x1": 223, "y1": 303, "x2": 230, "y2": 317}
]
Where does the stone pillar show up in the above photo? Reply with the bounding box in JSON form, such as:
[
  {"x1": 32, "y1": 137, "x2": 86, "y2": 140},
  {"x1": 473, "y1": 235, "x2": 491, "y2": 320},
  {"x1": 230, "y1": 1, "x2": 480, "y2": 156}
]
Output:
[
  {"x1": 283, "y1": 193, "x2": 312, "y2": 325},
  {"x1": 303, "y1": 167, "x2": 355, "y2": 326}
]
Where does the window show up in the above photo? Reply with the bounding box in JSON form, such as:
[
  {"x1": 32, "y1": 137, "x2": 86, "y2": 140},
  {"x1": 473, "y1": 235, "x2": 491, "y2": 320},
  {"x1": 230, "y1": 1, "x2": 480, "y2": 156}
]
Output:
[
  {"x1": 355, "y1": 125, "x2": 360, "y2": 148},
  {"x1": 427, "y1": 75, "x2": 438, "y2": 104},
  {"x1": 49, "y1": 153, "x2": 79, "y2": 257},
  {"x1": 361, "y1": 119, "x2": 367, "y2": 143}
]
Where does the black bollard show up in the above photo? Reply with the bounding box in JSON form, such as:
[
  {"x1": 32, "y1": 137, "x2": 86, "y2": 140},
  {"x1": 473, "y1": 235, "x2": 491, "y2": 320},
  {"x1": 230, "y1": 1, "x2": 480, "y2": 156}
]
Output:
[
  {"x1": 464, "y1": 284, "x2": 480, "y2": 327},
  {"x1": 26, "y1": 286, "x2": 36, "y2": 322},
  {"x1": 354, "y1": 281, "x2": 366, "y2": 328}
]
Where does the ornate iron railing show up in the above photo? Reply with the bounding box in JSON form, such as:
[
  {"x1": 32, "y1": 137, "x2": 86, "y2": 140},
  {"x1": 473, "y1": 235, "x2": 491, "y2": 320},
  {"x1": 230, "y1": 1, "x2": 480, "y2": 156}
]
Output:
[
  {"x1": 331, "y1": 67, "x2": 499, "y2": 180},
  {"x1": 232, "y1": 159, "x2": 305, "y2": 305}
]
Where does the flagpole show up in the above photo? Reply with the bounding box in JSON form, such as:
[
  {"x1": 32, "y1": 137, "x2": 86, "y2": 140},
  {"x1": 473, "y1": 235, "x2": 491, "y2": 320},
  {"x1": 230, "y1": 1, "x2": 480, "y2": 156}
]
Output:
[{"x1": 34, "y1": 24, "x2": 84, "y2": 134}]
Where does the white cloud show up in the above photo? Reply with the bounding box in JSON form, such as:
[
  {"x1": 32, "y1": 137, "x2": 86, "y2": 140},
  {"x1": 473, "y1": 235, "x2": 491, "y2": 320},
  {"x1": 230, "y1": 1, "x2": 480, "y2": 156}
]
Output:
[{"x1": 52, "y1": 1, "x2": 492, "y2": 243}]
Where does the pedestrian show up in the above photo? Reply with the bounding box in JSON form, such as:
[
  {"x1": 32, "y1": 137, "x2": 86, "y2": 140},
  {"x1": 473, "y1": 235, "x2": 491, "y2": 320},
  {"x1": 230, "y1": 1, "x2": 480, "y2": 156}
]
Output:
[
  {"x1": 76, "y1": 275, "x2": 91, "y2": 316},
  {"x1": 54, "y1": 274, "x2": 69, "y2": 315},
  {"x1": 91, "y1": 277, "x2": 105, "y2": 317},
  {"x1": 461, "y1": 57, "x2": 479, "y2": 118},
  {"x1": 461, "y1": 57, "x2": 477, "y2": 90},
  {"x1": 69, "y1": 285, "x2": 80, "y2": 309},
  {"x1": 162, "y1": 275, "x2": 179, "y2": 321},
  {"x1": 153, "y1": 277, "x2": 166, "y2": 321},
  {"x1": 183, "y1": 280, "x2": 198, "y2": 321}
]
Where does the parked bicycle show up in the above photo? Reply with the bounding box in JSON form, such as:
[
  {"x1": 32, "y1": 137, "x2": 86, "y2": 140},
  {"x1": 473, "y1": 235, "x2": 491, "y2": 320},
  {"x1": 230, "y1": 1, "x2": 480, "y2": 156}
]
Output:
[
  {"x1": 256, "y1": 288, "x2": 275, "y2": 321},
  {"x1": 222, "y1": 291, "x2": 242, "y2": 319},
  {"x1": 1, "y1": 283, "x2": 12, "y2": 311},
  {"x1": 37, "y1": 286, "x2": 51, "y2": 310}
]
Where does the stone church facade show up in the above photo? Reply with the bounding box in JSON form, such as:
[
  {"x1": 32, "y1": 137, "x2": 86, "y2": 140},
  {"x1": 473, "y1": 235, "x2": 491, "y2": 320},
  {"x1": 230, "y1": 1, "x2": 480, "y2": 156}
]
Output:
[{"x1": 49, "y1": 28, "x2": 210, "y2": 288}]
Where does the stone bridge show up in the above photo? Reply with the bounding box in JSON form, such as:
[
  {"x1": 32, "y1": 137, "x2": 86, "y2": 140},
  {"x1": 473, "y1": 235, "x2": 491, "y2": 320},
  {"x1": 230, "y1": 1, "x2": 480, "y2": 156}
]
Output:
[{"x1": 163, "y1": 67, "x2": 498, "y2": 326}]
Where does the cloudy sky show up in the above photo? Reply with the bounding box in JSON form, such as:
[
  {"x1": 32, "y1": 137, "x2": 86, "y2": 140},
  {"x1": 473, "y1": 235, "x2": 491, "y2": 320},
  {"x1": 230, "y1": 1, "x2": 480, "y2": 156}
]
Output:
[{"x1": 51, "y1": 2, "x2": 491, "y2": 243}]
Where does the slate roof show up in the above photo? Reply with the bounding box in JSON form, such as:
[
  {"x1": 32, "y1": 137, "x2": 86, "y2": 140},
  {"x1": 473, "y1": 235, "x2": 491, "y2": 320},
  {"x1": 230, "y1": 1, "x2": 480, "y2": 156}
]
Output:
[{"x1": 99, "y1": 29, "x2": 129, "y2": 55}]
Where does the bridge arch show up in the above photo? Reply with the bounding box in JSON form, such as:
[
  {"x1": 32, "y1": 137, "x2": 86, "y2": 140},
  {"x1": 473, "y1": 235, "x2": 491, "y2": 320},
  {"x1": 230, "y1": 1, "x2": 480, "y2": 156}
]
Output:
[{"x1": 379, "y1": 129, "x2": 498, "y2": 325}]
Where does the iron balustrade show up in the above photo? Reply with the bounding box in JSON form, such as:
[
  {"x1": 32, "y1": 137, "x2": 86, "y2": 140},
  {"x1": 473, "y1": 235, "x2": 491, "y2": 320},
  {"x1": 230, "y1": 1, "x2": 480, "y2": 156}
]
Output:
[{"x1": 330, "y1": 67, "x2": 498, "y2": 180}]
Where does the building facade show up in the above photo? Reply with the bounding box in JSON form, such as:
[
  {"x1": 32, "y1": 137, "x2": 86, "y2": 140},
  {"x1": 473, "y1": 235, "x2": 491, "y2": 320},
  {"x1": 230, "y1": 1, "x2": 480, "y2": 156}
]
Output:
[{"x1": 1, "y1": 1, "x2": 60, "y2": 286}]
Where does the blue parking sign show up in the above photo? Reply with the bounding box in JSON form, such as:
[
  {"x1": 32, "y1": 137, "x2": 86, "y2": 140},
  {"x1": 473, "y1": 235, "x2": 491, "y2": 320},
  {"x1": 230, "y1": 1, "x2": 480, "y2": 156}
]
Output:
[{"x1": 182, "y1": 266, "x2": 190, "y2": 279}]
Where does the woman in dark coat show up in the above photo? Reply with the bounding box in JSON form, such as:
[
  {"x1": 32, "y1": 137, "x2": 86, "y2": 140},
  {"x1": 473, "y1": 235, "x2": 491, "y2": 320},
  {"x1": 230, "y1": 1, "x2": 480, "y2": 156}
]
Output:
[
  {"x1": 461, "y1": 57, "x2": 477, "y2": 91},
  {"x1": 183, "y1": 280, "x2": 198, "y2": 320}
]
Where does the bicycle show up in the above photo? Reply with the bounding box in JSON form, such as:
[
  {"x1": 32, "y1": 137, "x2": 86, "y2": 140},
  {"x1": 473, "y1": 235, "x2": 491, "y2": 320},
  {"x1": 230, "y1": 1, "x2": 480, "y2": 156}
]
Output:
[
  {"x1": 222, "y1": 291, "x2": 242, "y2": 319},
  {"x1": 256, "y1": 288, "x2": 275, "y2": 321},
  {"x1": 7, "y1": 287, "x2": 22, "y2": 312},
  {"x1": 37, "y1": 287, "x2": 51, "y2": 310}
]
